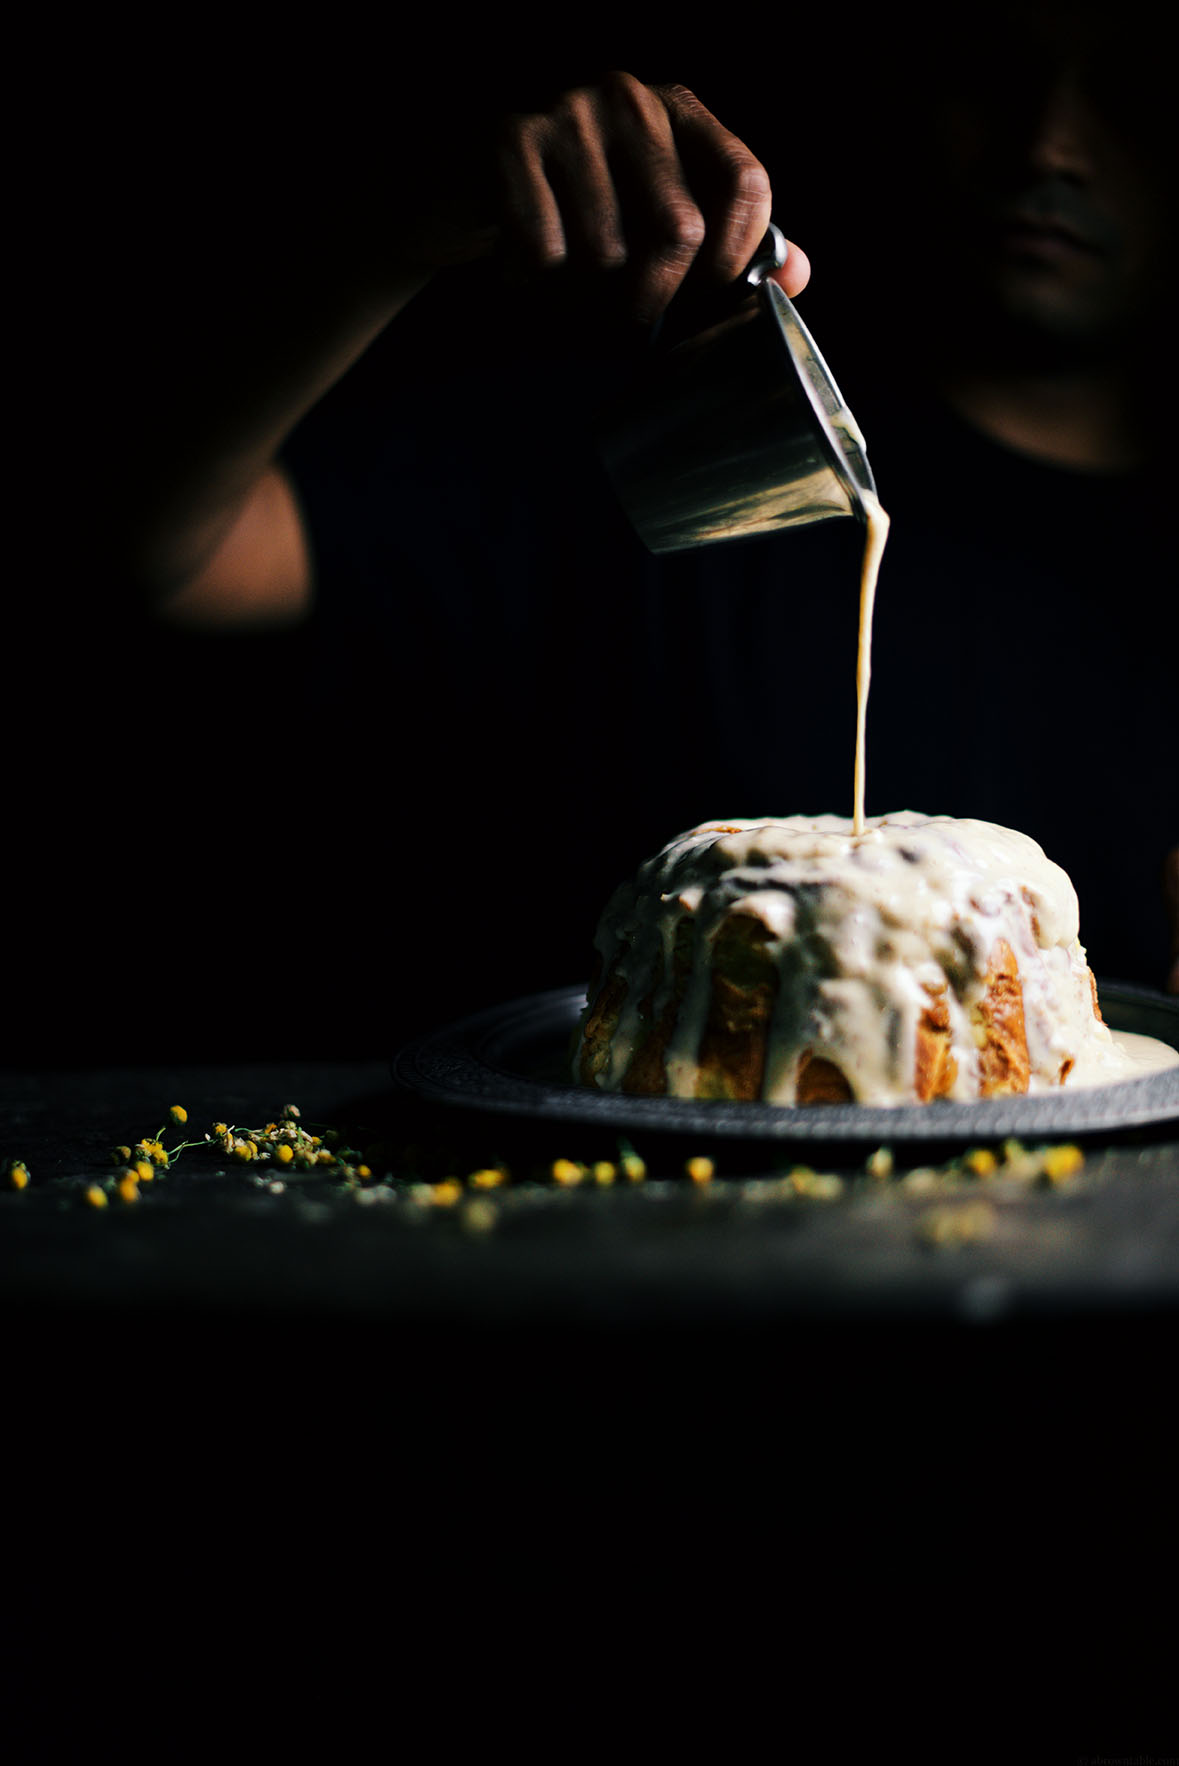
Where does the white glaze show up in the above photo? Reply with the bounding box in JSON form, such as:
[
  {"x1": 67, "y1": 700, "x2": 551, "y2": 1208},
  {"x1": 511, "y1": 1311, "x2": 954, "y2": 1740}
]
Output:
[
  {"x1": 853, "y1": 492, "x2": 889, "y2": 835},
  {"x1": 583, "y1": 813, "x2": 1158, "y2": 1105}
]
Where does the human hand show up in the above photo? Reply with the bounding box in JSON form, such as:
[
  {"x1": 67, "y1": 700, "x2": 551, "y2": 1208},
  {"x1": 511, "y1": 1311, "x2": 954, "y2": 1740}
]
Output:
[
  {"x1": 497, "y1": 74, "x2": 811, "y2": 323},
  {"x1": 409, "y1": 73, "x2": 810, "y2": 326}
]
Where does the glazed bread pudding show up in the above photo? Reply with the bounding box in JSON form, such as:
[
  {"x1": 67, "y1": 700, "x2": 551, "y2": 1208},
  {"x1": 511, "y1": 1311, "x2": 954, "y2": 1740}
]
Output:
[{"x1": 573, "y1": 812, "x2": 1140, "y2": 1107}]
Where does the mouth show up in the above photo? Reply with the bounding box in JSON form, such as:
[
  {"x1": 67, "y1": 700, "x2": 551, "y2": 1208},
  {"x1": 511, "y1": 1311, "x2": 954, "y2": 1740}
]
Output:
[
  {"x1": 988, "y1": 180, "x2": 1117, "y2": 267},
  {"x1": 998, "y1": 214, "x2": 1103, "y2": 264}
]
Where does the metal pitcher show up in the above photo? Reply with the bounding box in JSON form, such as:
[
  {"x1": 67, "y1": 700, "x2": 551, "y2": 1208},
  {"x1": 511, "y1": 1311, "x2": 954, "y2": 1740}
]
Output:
[{"x1": 597, "y1": 224, "x2": 878, "y2": 554}]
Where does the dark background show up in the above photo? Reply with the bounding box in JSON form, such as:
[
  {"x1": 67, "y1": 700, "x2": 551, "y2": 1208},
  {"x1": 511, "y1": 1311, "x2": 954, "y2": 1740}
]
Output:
[{"x1": 8, "y1": 9, "x2": 1175, "y2": 1067}]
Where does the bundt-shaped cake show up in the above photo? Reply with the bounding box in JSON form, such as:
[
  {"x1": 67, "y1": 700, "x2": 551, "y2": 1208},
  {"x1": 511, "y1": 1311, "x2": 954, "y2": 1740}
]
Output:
[{"x1": 573, "y1": 813, "x2": 1135, "y2": 1106}]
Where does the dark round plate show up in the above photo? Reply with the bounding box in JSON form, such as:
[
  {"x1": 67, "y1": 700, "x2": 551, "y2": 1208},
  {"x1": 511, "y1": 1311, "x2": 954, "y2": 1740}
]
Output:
[{"x1": 391, "y1": 982, "x2": 1179, "y2": 1144}]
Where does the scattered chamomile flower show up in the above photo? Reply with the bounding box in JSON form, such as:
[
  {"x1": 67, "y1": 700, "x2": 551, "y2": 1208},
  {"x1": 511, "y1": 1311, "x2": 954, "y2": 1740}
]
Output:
[
  {"x1": 964, "y1": 1147, "x2": 999, "y2": 1177},
  {"x1": 685, "y1": 1156, "x2": 714, "y2": 1184},
  {"x1": 461, "y1": 1196, "x2": 498, "y2": 1233},
  {"x1": 469, "y1": 1167, "x2": 507, "y2": 1189},
  {"x1": 1040, "y1": 1144, "x2": 1084, "y2": 1184},
  {"x1": 6, "y1": 1158, "x2": 30, "y2": 1191},
  {"x1": 84, "y1": 1184, "x2": 108, "y2": 1209},
  {"x1": 618, "y1": 1139, "x2": 646, "y2": 1182},
  {"x1": 790, "y1": 1169, "x2": 844, "y2": 1200},
  {"x1": 916, "y1": 1198, "x2": 996, "y2": 1247}
]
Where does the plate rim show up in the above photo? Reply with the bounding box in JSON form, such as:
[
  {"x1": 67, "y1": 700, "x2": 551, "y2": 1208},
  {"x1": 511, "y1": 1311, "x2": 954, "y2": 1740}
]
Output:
[{"x1": 391, "y1": 980, "x2": 1179, "y2": 1142}]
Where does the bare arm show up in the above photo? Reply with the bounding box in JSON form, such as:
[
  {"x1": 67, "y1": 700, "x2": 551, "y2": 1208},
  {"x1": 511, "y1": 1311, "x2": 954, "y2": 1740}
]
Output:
[
  {"x1": 118, "y1": 74, "x2": 809, "y2": 631},
  {"x1": 117, "y1": 262, "x2": 438, "y2": 629}
]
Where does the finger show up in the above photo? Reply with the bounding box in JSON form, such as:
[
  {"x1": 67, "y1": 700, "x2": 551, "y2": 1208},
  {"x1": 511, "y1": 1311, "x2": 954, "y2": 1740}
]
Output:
[
  {"x1": 537, "y1": 89, "x2": 629, "y2": 270},
  {"x1": 598, "y1": 74, "x2": 708, "y2": 322},
  {"x1": 658, "y1": 84, "x2": 773, "y2": 282},
  {"x1": 769, "y1": 241, "x2": 812, "y2": 299},
  {"x1": 495, "y1": 116, "x2": 570, "y2": 272},
  {"x1": 626, "y1": 188, "x2": 708, "y2": 325}
]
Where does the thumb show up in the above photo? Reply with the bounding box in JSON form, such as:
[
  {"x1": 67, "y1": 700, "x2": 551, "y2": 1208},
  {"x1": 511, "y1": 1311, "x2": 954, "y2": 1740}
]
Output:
[{"x1": 768, "y1": 240, "x2": 811, "y2": 301}]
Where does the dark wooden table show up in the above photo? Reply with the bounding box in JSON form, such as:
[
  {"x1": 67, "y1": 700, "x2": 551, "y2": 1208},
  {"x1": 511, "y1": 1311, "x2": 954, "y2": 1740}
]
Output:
[
  {"x1": 5, "y1": 1053, "x2": 1177, "y2": 1703},
  {"x1": 6, "y1": 1055, "x2": 1178, "y2": 1329},
  {"x1": 6, "y1": 1050, "x2": 1178, "y2": 1458}
]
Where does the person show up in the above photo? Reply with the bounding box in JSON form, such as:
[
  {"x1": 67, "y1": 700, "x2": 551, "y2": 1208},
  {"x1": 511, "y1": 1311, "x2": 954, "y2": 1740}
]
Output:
[
  {"x1": 797, "y1": 1, "x2": 1179, "y2": 996},
  {"x1": 27, "y1": 8, "x2": 1178, "y2": 1059}
]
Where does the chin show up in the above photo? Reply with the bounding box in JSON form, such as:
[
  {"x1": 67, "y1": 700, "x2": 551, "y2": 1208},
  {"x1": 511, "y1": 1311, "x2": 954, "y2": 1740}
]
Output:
[{"x1": 970, "y1": 278, "x2": 1127, "y2": 363}]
